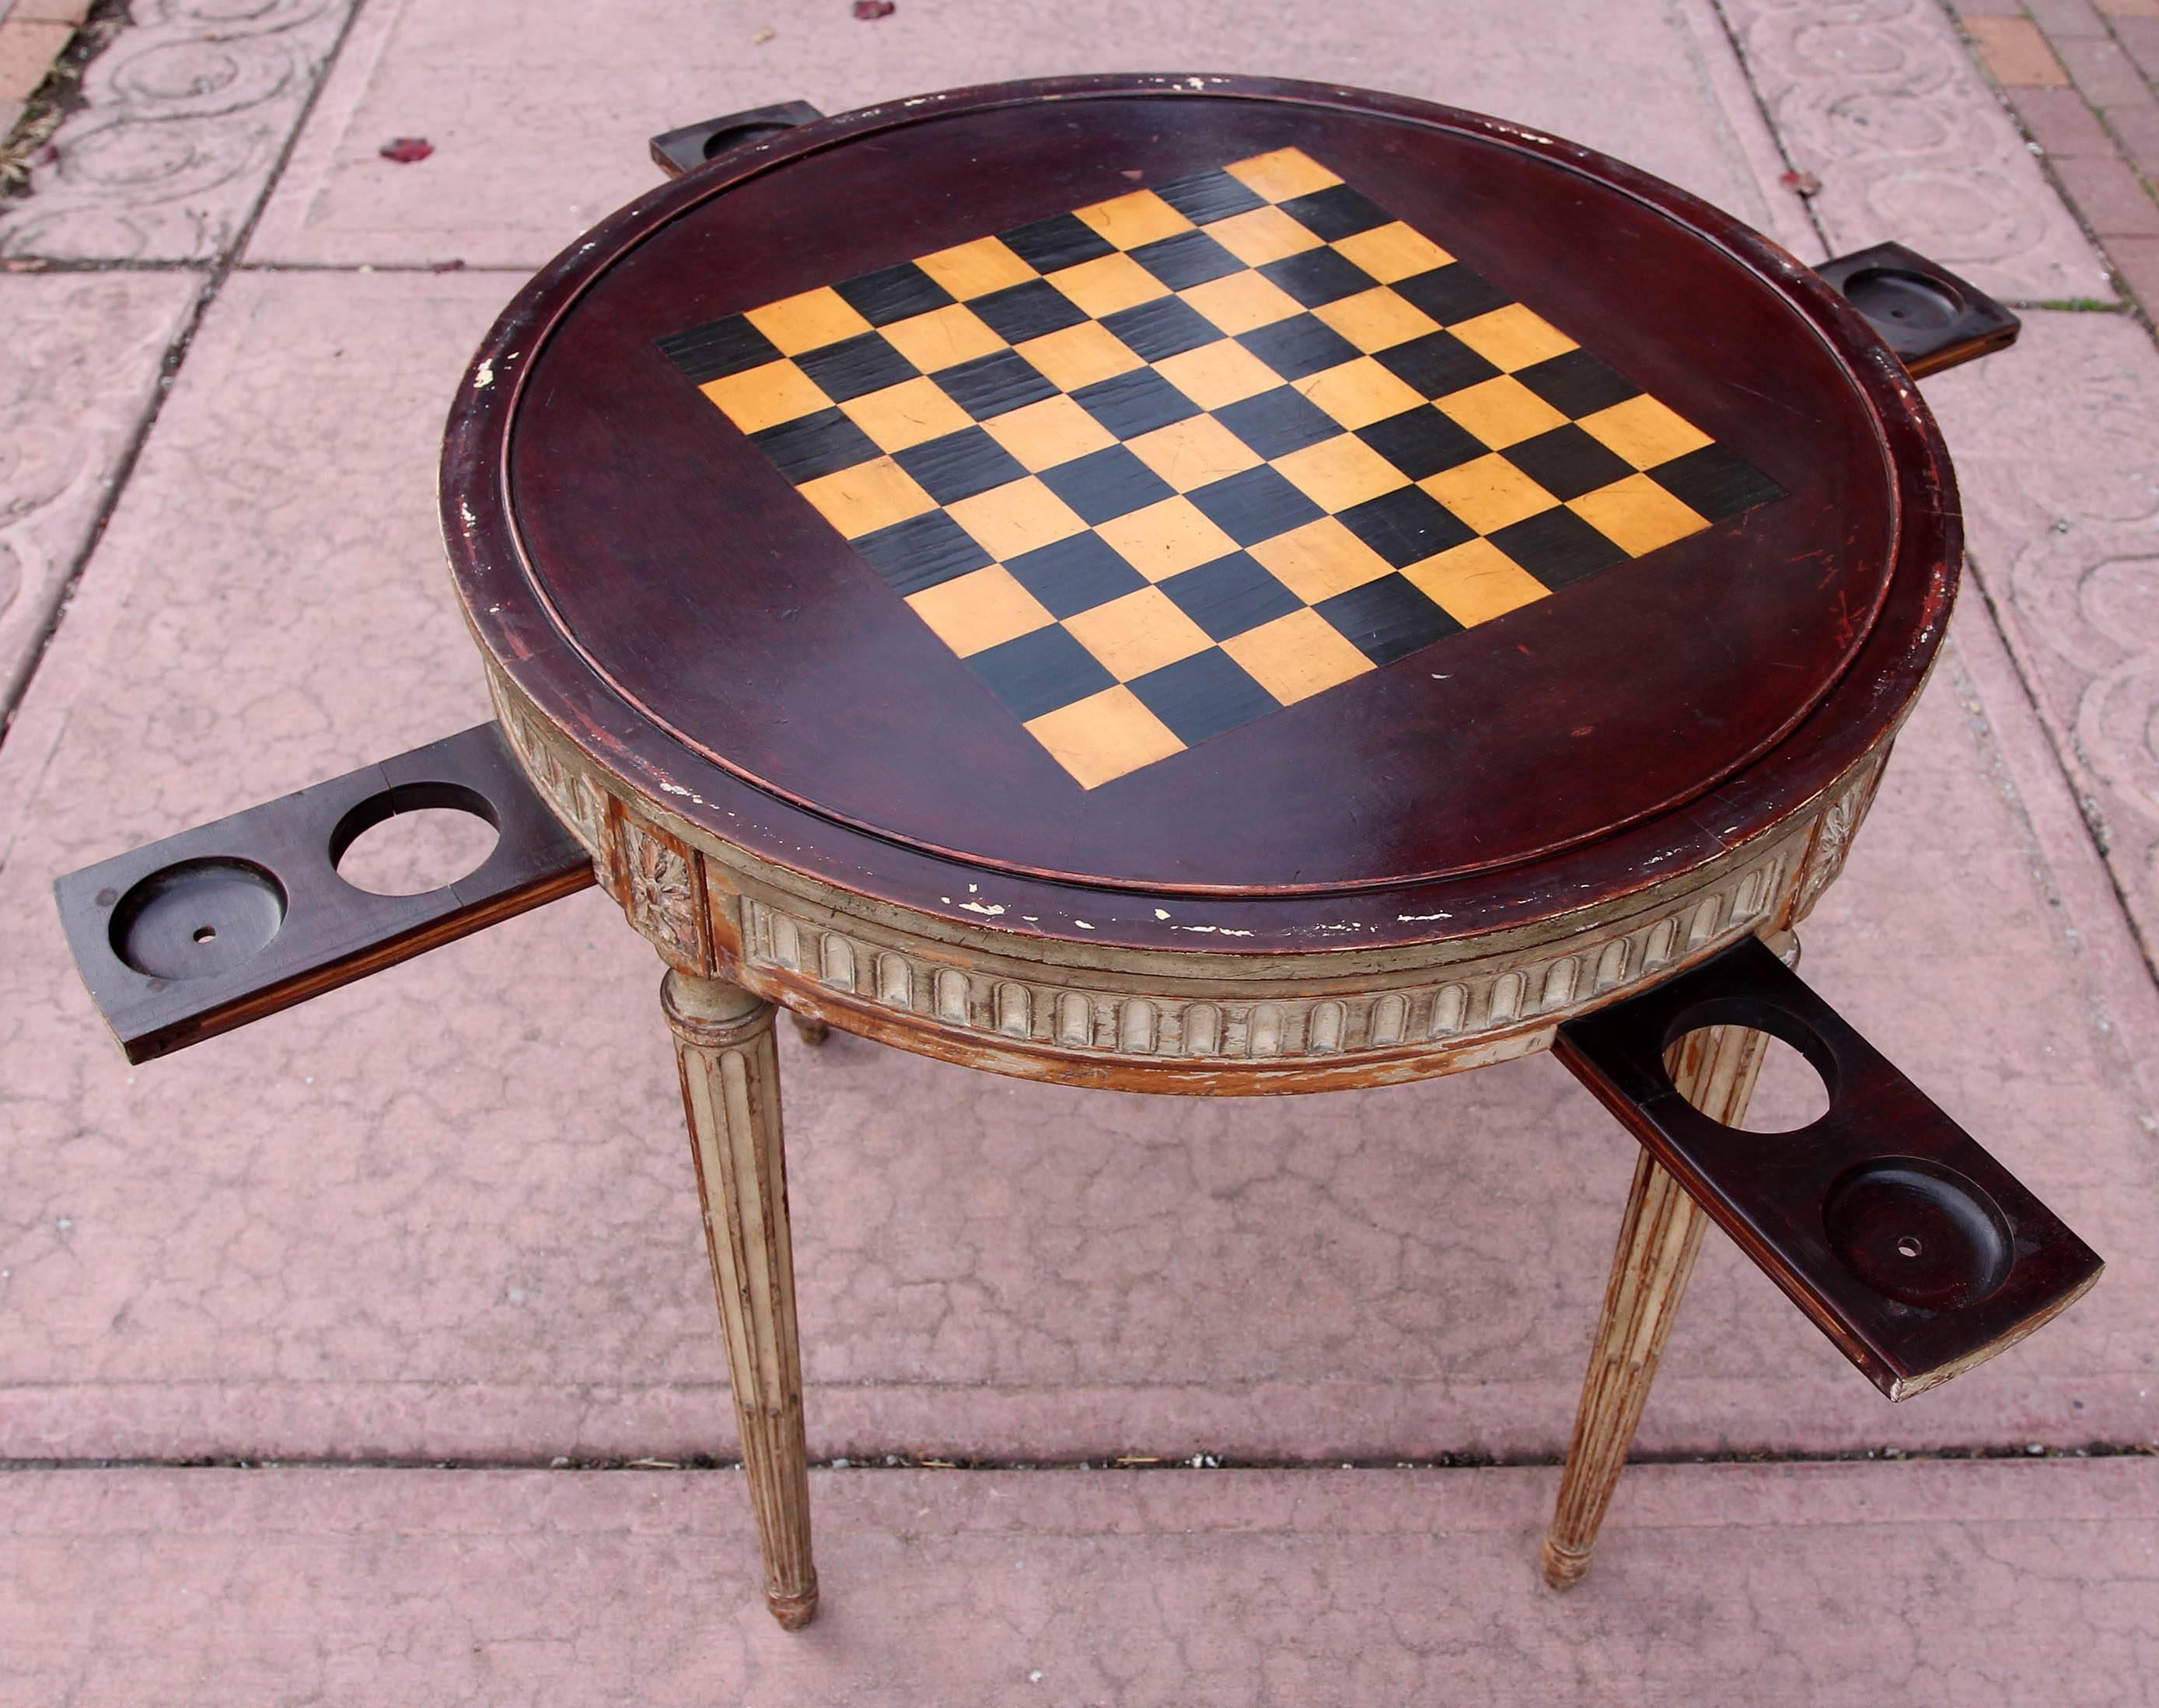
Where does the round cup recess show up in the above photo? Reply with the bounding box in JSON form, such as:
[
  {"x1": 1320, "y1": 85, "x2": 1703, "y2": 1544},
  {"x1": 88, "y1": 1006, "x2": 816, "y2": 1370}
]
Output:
[
  {"x1": 1841, "y1": 267, "x2": 1962, "y2": 340},
  {"x1": 1822, "y1": 1156, "x2": 2012, "y2": 1311},
  {"x1": 110, "y1": 857, "x2": 288, "y2": 981}
]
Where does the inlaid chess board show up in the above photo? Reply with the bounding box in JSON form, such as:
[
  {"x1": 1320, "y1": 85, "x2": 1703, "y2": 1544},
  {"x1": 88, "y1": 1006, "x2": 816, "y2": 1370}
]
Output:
[{"x1": 659, "y1": 147, "x2": 1781, "y2": 789}]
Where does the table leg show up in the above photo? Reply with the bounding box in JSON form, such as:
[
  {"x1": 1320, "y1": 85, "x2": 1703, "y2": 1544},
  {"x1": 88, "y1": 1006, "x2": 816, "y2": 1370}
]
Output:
[
  {"x1": 1541, "y1": 1020, "x2": 1772, "y2": 1591},
  {"x1": 662, "y1": 969, "x2": 819, "y2": 1629}
]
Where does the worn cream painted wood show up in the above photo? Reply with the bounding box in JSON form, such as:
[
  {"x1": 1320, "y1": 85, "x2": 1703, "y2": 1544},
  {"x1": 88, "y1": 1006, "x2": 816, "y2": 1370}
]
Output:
[
  {"x1": 1540, "y1": 1018, "x2": 1776, "y2": 1591},
  {"x1": 662, "y1": 969, "x2": 819, "y2": 1629}
]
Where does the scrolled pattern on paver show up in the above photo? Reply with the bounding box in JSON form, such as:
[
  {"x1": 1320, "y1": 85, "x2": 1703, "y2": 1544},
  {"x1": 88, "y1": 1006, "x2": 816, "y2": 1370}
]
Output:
[
  {"x1": 0, "y1": 0, "x2": 353, "y2": 262},
  {"x1": 0, "y1": 272, "x2": 197, "y2": 714},
  {"x1": 1717, "y1": 0, "x2": 2114, "y2": 301},
  {"x1": 1927, "y1": 309, "x2": 2159, "y2": 959}
]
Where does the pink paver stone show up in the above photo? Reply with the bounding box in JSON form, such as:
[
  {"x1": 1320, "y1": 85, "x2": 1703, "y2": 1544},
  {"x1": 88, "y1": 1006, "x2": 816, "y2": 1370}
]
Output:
[
  {"x1": 0, "y1": 271, "x2": 194, "y2": 714},
  {"x1": 246, "y1": 0, "x2": 1790, "y2": 270},
  {"x1": 0, "y1": 1460, "x2": 2154, "y2": 1706}
]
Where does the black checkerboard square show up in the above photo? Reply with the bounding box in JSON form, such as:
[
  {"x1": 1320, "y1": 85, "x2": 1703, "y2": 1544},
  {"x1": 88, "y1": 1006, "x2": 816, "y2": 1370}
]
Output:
[
  {"x1": 854, "y1": 511, "x2": 994, "y2": 596},
  {"x1": 1129, "y1": 648, "x2": 1280, "y2": 745},
  {"x1": 895, "y1": 427, "x2": 1031, "y2": 505},
  {"x1": 1154, "y1": 167, "x2": 1266, "y2": 225},
  {"x1": 1007, "y1": 533, "x2": 1150, "y2": 617},
  {"x1": 1072, "y1": 368, "x2": 1200, "y2": 438},
  {"x1": 1237, "y1": 315, "x2": 1361, "y2": 381},
  {"x1": 661, "y1": 146, "x2": 1783, "y2": 789},
  {"x1": 1187, "y1": 466, "x2": 1324, "y2": 546},
  {"x1": 1259, "y1": 247, "x2": 1376, "y2": 309},
  {"x1": 935, "y1": 349, "x2": 1058, "y2": 419},
  {"x1": 1158, "y1": 551, "x2": 1304, "y2": 641},
  {"x1": 972, "y1": 279, "x2": 1091, "y2": 344},
  {"x1": 1315, "y1": 574, "x2": 1464, "y2": 665},
  {"x1": 1216, "y1": 386, "x2": 1341, "y2": 459},
  {"x1": 1039, "y1": 445, "x2": 1177, "y2": 524},
  {"x1": 1131, "y1": 230, "x2": 1245, "y2": 290},
  {"x1": 1336, "y1": 486, "x2": 1476, "y2": 568},
  {"x1": 1356, "y1": 407, "x2": 1485, "y2": 480},
  {"x1": 1102, "y1": 296, "x2": 1225, "y2": 361},
  {"x1": 834, "y1": 261, "x2": 955, "y2": 326}
]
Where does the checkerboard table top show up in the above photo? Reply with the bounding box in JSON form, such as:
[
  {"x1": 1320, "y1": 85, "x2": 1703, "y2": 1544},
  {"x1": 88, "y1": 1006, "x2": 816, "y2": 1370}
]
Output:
[
  {"x1": 659, "y1": 146, "x2": 1783, "y2": 791},
  {"x1": 454, "y1": 78, "x2": 1953, "y2": 903}
]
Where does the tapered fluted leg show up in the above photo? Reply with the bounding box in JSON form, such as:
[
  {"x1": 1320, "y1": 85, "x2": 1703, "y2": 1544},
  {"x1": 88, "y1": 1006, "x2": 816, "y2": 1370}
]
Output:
[
  {"x1": 1542, "y1": 1020, "x2": 1773, "y2": 1591},
  {"x1": 662, "y1": 969, "x2": 819, "y2": 1629}
]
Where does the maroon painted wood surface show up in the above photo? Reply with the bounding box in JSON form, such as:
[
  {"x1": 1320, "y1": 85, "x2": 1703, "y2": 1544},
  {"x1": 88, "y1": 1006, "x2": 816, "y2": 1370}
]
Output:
[
  {"x1": 1556, "y1": 937, "x2": 2102, "y2": 1399},
  {"x1": 444, "y1": 76, "x2": 1958, "y2": 948},
  {"x1": 53, "y1": 723, "x2": 594, "y2": 1064}
]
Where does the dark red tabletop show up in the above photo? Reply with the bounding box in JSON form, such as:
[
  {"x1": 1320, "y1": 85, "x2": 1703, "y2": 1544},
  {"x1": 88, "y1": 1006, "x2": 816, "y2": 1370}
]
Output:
[{"x1": 446, "y1": 76, "x2": 1954, "y2": 917}]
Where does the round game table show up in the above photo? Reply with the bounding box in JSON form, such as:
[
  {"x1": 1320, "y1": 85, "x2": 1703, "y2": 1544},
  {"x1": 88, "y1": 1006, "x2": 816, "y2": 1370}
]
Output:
[
  {"x1": 58, "y1": 72, "x2": 2101, "y2": 1634},
  {"x1": 443, "y1": 72, "x2": 1957, "y2": 1627}
]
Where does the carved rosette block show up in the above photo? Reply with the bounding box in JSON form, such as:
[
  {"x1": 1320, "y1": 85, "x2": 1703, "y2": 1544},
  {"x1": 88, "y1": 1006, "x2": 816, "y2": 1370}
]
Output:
[
  {"x1": 1540, "y1": 1020, "x2": 1774, "y2": 1591},
  {"x1": 662, "y1": 970, "x2": 819, "y2": 1629},
  {"x1": 1792, "y1": 748, "x2": 1888, "y2": 923}
]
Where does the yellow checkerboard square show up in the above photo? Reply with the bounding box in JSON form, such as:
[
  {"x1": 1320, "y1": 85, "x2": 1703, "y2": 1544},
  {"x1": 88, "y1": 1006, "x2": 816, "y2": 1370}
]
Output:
[
  {"x1": 1154, "y1": 341, "x2": 1283, "y2": 410},
  {"x1": 1294, "y1": 358, "x2": 1428, "y2": 431},
  {"x1": 1025, "y1": 687, "x2": 1185, "y2": 789},
  {"x1": 1449, "y1": 303, "x2": 1578, "y2": 373},
  {"x1": 1403, "y1": 538, "x2": 1550, "y2": 626},
  {"x1": 1183, "y1": 271, "x2": 1303, "y2": 335},
  {"x1": 880, "y1": 303, "x2": 1006, "y2": 373},
  {"x1": 1580, "y1": 395, "x2": 1714, "y2": 470},
  {"x1": 1227, "y1": 147, "x2": 1342, "y2": 201},
  {"x1": 1065, "y1": 587, "x2": 1214, "y2": 679},
  {"x1": 1017, "y1": 321, "x2": 1144, "y2": 392},
  {"x1": 1421, "y1": 455, "x2": 1560, "y2": 534},
  {"x1": 1074, "y1": 189, "x2": 1194, "y2": 250},
  {"x1": 799, "y1": 456, "x2": 935, "y2": 539},
  {"x1": 1125, "y1": 415, "x2": 1263, "y2": 491},
  {"x1": 1436, "y1": 375, "x2": 1570, "y2": 449},
  {"x1": 1051, "y1": 252, "x2": 1172, "y2": 319},
  {"x1": 1314, "y1": 288, "x2": 1441, "y2": 355},
  {"x1": 1333, "y1": 222, "x2": 1453, "y2": 283},
  {"x1": 947, "y1": 477, "x2": 1087, "y2": 561},
  {"x1": 1097, "y1": 496, "x2": 1241, "y2": 581},
  {"x1": 1274, "y1": 434, "x2": 1412, "y2": 511},
  {"x1": 1222, "y1": 608, "x2": 1375, "y2": 704},
  {"x1": 746, "y1": 288, "x2": 872, "y2": 355},
  {"x1": 702, "y1": 360, "x2": 832, "y2": 435},
  {"x1": 916, "y1": 236, "x2": 1036, "y2": 299},
  {"x1": 905, "y1": 565, "x2": 1054, "y2": 656},
  {"x1": 983, "y1": 394, "x2": 1118, "y2": 472},
  {"x1": 843, "y1": 375, "x2": 977, "y2": 452},
  {"x1": 1249, "y1": 518, "x2": 1396, "y2": 603},
  {"x1": 1569, "y1": 473, "x2": 1709, "y2": 555},
  {"x1": 1207, "y1": 205, "x2": 1326, "y2": 267}
]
